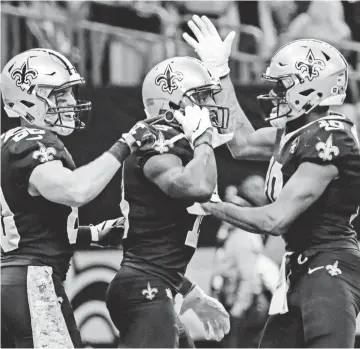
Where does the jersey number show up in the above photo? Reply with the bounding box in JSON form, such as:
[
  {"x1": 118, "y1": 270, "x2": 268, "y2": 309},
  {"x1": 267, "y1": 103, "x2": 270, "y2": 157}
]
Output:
[
  {"x1": 0, "y1": 188, "x2": 21, "y2": 252},
  {"x1": 4, "y1": 128, "x2": 46, "y2": 143},
  {"x1": 265, "y1": 157, "x2": 284, "y2": 202},
  {"x1": 185, "y1": 215, "x2": 203, "y2": 248},
  {"x1": 318, "y1": 120, "x2": 344, "y2": 131}
]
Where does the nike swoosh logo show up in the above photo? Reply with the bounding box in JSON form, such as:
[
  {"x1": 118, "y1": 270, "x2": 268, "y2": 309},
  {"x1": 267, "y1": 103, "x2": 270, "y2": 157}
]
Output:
[{"x1": 308, "y1": 266, "x2": 324, "y2": 274}]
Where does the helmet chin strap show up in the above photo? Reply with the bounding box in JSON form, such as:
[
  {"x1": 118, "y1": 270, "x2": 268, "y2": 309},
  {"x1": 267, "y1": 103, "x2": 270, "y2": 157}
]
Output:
[{"x1": 270, "y1": 117, "x2": 287, "y2": 129}]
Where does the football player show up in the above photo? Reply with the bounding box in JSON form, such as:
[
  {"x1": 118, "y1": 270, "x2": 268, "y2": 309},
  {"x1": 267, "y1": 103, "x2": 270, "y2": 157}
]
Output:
[
  {"x1": 105, "y1": 56, "x2": 231, "y2": 347},
  {"x1": 1, "y1": 48, "x2": 160, "y2": 348},
  {"x1": 182, "y1": 15, "x2": 360, "y2": 348}
]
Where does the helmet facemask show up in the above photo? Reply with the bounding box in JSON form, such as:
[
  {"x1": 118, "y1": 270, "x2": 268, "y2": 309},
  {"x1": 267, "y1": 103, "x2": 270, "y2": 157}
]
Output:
[
  {"x1": 38, "y1": 81, "x2": 91, "y2": 136},
  {"x1": 183, "y1": 83, "x2": 230, "y2": 129},
  {"x1": 146, "y1": 81, "x2": 230, "y2": 131},
  {"x1": 258, "y1": 74, "x2": 303, "y2": 129}
]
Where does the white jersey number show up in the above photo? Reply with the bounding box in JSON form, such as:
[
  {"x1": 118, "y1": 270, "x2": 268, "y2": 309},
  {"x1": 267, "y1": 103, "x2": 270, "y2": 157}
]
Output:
[
  {"x1": 265, "y1": 157, "x2": 284, "y2": 202},
  {"x1": 0, "y1": 187, "x2": 21, "y2": 252}
]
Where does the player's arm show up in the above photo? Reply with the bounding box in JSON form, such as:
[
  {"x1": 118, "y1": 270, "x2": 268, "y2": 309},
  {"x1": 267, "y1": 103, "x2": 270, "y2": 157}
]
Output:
[
  {"x1": 202, "y1": 162, "x2": 338, "y2": 236},
  {"x1": 182, "y1": 15, "x2": 277, "y2": 160},
  {"x1": 29, "y1": 121, "x2": 159, "y2": 207},
  {"x1": 75, "y1": 217, "x2": 125, "y2": 247},
  {"x1": 217, "y1": 76, "x2": 277, "y2": 160},
  {"x1": 144, "y1": 131, "x2": 217, "y2": 202}
]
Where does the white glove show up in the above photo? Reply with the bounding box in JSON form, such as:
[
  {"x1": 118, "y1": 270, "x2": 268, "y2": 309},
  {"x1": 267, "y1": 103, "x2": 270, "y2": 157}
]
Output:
[
  {"x1": 174, "y1": 105, "x2": 212, "y2": 146},
  {"x1": 183, "y1": 15, "x2": 236, "y2": 78},
  {"x1": 93, "y1": 217, "x2": 125, "y2": 241},
  {"x1": 180, "y1": 285, "x2": 230, "y2": 342}
]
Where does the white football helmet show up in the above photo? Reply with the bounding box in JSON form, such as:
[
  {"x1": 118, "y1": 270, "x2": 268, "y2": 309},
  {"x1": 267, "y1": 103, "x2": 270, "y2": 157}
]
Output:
[
  {"x1": 142, "y1": 56, "x2": 229, "y2": 129},
  {"x1": 1, "y1": 48, "x2": 91, "y2": 136},
  {"x1": 258, "y1": 39, "x2": 348, "y2": 128}
]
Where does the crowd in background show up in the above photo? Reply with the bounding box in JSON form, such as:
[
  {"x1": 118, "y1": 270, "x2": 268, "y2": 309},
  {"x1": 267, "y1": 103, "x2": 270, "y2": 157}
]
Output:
[{"x1": 4, "y1": 0, "x2": 360, "y2": 124}]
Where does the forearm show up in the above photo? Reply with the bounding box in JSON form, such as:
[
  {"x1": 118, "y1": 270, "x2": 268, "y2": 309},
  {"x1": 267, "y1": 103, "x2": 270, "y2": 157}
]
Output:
[
  {"x1": 216, "y1": 76, "x2": 276, "y2": 160},
  {"x1": 216, "y1": 75, "x2": 255, "y2": 150},
  {"x1": 184, "y1": 143, "x2": 217, "y2": 191},
  {"x1": 205, "y1": 202, "x2": 276, "y2": 235},
  {"x1": 171, "y1": 138, "x2": 217, "y2": 201},
  {"x1": 68, "y1": 142, "x2": 129, "y2": 206}
]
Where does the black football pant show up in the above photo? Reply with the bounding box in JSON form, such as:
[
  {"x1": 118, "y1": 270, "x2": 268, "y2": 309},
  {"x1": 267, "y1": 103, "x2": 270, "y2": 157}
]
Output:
[
  {"x1": 259, "y1": 249, "x2": 360, "y2": 348},
  {"x1": 106, "y1": 265, "x2": 194, "y2": 348},
  {"x1": 1, "y1": 265, "x2": 82, "y2": 348}
]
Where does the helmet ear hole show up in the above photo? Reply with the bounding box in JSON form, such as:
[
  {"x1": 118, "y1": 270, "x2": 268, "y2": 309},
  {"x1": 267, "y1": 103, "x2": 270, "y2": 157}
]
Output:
[{"x1": 165, "y1": 111, "x2": 174, "y2": 122}]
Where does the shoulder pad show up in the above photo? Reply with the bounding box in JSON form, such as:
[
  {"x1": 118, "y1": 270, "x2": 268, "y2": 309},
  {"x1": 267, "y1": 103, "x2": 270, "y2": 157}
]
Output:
[
  {"x1": 3, "y1": 127, "x2": 64, "y2": 156},
  {"x1": 297, "y1": 116, "x2": 359, "y2": 166},
  {"x1": 137, "y1": 125, "x2": 193, "y2": 166},
  {"x1": 2, "y1": 127, "x2": 75, "y2": 187}
]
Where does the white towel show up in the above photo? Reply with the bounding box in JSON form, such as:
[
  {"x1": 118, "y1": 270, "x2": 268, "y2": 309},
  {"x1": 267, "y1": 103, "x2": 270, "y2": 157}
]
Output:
[{"x1": 269, "y1": 252, "x2": 294, "y2": 315}]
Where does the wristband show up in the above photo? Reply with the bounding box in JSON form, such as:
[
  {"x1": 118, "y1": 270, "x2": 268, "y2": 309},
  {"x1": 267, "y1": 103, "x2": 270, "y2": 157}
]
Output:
[
  {"x1": 75, "y1": 226, "x2": 92, "y2": 246},
  {"x1": 107, "y1": 140, "x2": 130, "y2": 164},
  {"x1": 89, "y1": 225, "x2": 99, "y2": 242},
  {"x1": 179, "y1": 278, "x2": 196, "y2": 296}
]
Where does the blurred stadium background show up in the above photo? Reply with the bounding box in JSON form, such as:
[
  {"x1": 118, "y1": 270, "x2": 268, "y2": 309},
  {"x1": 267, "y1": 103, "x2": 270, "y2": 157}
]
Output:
[{"x1": 1, "y1": 1, "x2": 360, "y2": 347}]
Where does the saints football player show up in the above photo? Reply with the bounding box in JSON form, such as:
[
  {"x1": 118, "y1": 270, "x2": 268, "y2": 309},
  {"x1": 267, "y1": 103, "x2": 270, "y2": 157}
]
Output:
[
  {"x1": 106, "y1": 56, "x2": 232, "y2": 347},
  {"x1": 183, "y1": 15, "x2": 360, "y2": 348},
  {"x1": 1, "y1": 48, "x2": 160, "y2": 348}
]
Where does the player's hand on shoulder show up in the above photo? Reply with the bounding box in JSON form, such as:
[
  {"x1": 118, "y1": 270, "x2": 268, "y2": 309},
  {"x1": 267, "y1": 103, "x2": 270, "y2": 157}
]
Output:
[
  {"x1": 174, "y1": 105, "x2": 213, "y2": 147},
  {"x1": 120, "y1": 120, "x2": 160, "y2": 153},
  {"x1": 180, "y1": 285, "x2": 230, "y2": 341},
  {"x1": 183, "y1": 15, "x2": 236, "y2": 78}
]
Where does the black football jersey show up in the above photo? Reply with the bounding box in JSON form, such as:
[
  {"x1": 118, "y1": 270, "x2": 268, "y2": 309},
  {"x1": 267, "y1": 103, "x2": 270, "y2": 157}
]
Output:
[
  {"x1": 120, "y1": 123, "x2": 202, "y2": 290},
  {"x1": 1, "y1": 126, "x2": 78, "y2": 279},
  {"x1": 265, "y1": 114, "x2": 360, "y2": 252}
]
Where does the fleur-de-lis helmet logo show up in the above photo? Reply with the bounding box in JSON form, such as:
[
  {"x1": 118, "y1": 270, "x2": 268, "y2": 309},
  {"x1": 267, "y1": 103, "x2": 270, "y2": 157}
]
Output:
[
  {"x1": 155, "y1": 64, "x2": 183, "y2": 95},
  {"x1": 295, "y1": 49, "x2": 325, "y2": 81},
  {"x1": 11, "y1": 59, "x2": 38, "y2": 91},
  {"x1": 32, "y1": 142, "x2": 57, "y2": 163}
]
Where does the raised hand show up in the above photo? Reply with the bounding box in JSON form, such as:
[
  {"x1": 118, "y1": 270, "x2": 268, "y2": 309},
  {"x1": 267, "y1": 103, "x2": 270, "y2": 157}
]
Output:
[{"x1": 183, "y1": 15, "x2": 236, "y2": 78}]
